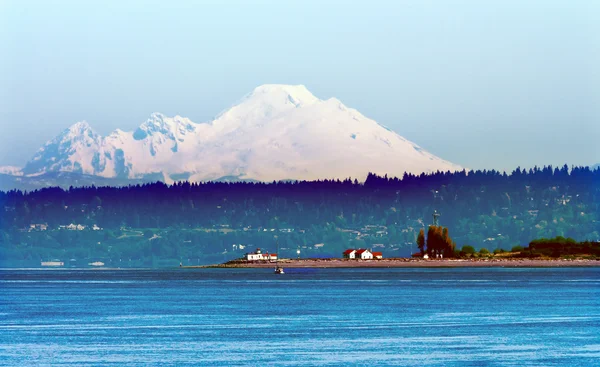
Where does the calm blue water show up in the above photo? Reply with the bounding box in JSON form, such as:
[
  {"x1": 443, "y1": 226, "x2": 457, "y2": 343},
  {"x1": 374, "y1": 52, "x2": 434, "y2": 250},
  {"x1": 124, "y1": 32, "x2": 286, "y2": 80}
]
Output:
[{"x1": 1, "y1": 268, "x2": 599, "y2": 366}]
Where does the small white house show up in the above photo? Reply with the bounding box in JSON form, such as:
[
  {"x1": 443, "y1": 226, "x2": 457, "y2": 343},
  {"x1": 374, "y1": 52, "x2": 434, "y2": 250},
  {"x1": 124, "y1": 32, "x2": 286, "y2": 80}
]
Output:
[
  {"x1": 355, "y1": 249, "x2": 373, "y2": 260},
  {"x1": 263, "y1": 253, "x2": 277, "y2": 261},
  {"x1": 246, "y1": 249, "x2": 263, "y2": 261},
  {"x1": 343, "y1": 249, "x2": 356, "y2": 259}
]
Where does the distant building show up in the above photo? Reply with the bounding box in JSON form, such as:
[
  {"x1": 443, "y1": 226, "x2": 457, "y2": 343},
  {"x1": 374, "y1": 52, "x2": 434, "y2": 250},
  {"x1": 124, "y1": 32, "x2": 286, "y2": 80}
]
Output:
[
  {"x1": 343, "y1": 249, "x2": 356, "y2": 259},
  {"x1": 41, "y1": 260, "x2": 63, "y2": 267},
  {"x1": 372, "y1": 252, "x2": 383, "y2": 259},
  {"x1": 355, "y1": 249, "x2": 373, "y2": 260},
  {"x1": 245, "y1": 248, "x2": 277, "y2": 261},
  {"x1": 344, "y1": 249, "x2": 376, "y2": 259},
  {"x1": 64, "y1": 223, "x2": 86, "y2": 231},
  {"x1": 29, "y1": 224, "x2": 48, "y2": 231}
]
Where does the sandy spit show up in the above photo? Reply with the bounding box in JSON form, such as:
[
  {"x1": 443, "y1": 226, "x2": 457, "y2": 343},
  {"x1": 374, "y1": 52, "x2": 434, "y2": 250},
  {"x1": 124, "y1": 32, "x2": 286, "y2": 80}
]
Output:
[{"x1": 187, "y1": 258, "x2": 600, "y2": 269}]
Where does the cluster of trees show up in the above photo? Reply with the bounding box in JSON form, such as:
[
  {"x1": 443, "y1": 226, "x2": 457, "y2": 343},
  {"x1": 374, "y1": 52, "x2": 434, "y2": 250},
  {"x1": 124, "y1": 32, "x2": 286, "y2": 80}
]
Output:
[
  {"x1": 416, "y1": 226, "x2": 457, "y2": 258},
  {"x1": 0, "y1": 165, "x2": 598, "y2": 267},
  {"x1": 524, "y1": 236, "x2": 600, "y2": 257},
  {"x1": 427, "y1": 226, "x2": 457, "y2": 258}
]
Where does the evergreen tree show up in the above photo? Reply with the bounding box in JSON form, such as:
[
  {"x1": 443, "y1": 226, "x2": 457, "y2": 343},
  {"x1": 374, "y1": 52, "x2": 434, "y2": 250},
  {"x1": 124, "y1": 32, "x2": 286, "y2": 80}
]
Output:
[{"x1": 417, "y1": 229, "x2": 425, "y2": 255}]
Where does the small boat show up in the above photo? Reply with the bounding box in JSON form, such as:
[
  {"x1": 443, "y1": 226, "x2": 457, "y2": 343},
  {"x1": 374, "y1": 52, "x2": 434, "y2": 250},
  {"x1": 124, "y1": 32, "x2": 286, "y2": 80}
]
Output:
[{"x1": 274, "y1": 239, "x2": 284, "y2": 274}]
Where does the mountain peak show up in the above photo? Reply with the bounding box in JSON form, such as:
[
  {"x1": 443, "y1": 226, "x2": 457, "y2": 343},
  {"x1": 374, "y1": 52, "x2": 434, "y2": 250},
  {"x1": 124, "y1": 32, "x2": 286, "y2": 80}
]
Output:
[
  {"x1": 214, "y1": 84, "x2": 321, "y2": 123},
  {"x1": 138, "y1": 112, "x2": 171, "y2": 130},
  {"x1": 149, "y1": 112, "x2": 166, "y2": 120},
  {"x1": 67, "y1": 121, "x2": 93, "y2": 132},
  {"x1": 246, "y1": 84, "x2": 320, "y2": 106},
  {"x1": 61, "y1": 121, "x2": 98, "y2": 142},
  {"x1": 133, "y1": 112, "x2": 196, "y2": 141},
  {"x1": 252, "y1": 84, "x2": 310, "y2": 94}
]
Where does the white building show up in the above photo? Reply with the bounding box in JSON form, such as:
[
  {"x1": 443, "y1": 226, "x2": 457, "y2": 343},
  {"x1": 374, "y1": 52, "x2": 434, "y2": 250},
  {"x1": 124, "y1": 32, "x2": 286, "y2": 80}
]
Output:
[
  {"x1": 65, "y1": 223, "x2": 86, "y2": 231},
  {"x1": 246, "y1": 250, "x2": 263, "y2": 261},
  {"x1": 41, "y1": 260, "x2": 63, "y2": 267},
  {"x1": 245, "y1": 248, "x2": 278, "y2": 261},
  {"x1": 29, "y1": 224, "x2": 48, "y2": 231},
  {"x1": 355, "y1": 249, "x2": 373, "y2": 260},
  {"x1": 343, "y1": 249, "x2": 356, "y2": 259},
  {"x1": 344, "y1": 249, "x2": 374, "y2": 259}
]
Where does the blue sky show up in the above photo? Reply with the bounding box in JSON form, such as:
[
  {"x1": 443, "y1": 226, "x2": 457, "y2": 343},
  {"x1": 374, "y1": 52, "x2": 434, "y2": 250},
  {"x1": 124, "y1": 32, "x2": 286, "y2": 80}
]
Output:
[{"x1": 1, "y1": 0, "x2": 598, "y2": 172}]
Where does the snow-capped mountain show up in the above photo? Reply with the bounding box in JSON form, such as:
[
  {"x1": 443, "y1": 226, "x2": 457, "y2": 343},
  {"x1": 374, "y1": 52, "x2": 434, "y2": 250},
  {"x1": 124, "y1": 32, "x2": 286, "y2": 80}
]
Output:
[{"x1": 11, "y1": 84, "x2": 463, "y2": 183}]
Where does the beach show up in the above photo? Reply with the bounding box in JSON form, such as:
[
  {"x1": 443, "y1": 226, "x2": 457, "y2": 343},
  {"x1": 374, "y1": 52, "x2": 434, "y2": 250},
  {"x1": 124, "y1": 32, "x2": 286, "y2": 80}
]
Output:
[{"x1": 196, "y1": 258, "x2": 600, "y2": 269}]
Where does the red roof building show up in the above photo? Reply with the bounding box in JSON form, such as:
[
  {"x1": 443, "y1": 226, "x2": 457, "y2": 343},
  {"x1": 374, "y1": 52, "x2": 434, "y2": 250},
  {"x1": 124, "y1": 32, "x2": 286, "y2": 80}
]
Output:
[
  {"x1": 343, "y1": 249, "x2": 356, "y2": 259},
  {"x1": 355, "y1": 249, "x2": 374, "y2": 260}
]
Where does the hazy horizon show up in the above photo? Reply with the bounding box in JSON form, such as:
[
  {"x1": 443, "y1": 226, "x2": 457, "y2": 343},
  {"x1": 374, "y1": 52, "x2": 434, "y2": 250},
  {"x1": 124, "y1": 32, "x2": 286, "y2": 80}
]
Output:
[{"x1": 1, "y1": 0, "x2": 598, "y2": 173}]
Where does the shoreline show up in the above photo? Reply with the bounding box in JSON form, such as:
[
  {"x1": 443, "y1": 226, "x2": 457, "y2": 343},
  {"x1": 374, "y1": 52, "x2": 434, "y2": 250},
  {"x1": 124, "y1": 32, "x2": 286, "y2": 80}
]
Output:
[{"x1": 188, "y1": 258, "x2": 600, "y2": 269}]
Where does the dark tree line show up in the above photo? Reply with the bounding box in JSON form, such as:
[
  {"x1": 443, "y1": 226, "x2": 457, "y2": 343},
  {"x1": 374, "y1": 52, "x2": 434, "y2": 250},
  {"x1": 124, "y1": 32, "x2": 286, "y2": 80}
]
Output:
[{"x1": 1, "y1": 165, "x2": 598, "y2": 231}]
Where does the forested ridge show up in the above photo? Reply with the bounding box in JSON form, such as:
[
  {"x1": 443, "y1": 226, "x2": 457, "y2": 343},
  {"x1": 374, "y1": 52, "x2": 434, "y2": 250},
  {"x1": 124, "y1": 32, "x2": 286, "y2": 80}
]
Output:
[{"x1": 0, "y1": 165, "x2": 598, "y2": 267}]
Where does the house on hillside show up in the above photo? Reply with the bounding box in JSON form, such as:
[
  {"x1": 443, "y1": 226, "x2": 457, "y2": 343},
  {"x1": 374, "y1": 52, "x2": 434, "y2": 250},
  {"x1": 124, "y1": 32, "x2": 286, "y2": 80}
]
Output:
[
  {"x1": 372, "y1": 251, "x2": 383, "y2": 259},
  {"x1": 343, "y1": 249, "x2": 356, "y2": 259},
  {"x1": 64, "y1": 223, "x2": 86, "y2": 231},
  {"x1": 29, "y1": 224, "x2": 48, "y2": 231}
]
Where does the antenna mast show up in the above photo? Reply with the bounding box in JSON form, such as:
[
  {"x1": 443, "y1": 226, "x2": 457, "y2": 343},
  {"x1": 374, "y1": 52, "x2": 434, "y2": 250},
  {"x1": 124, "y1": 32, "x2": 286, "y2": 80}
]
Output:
[{"x1": 432, "y1": 190, "x2": 440, "y2": 226}]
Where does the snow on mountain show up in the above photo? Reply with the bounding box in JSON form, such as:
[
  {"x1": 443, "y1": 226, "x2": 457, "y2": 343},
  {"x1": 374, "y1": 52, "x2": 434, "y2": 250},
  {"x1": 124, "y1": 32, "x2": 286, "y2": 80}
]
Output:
[
  {"x1": 16, "y1": 84, "x2": 462, "y2": 182},
  {"x1": 0, "y1": 166, "x2": 23, "y2": 176},
  {"x1": 23, "y1": 121, "x2": 103, "y2": 176}
]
